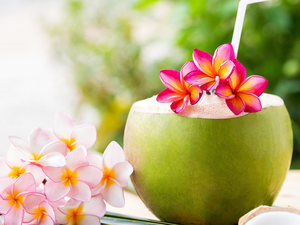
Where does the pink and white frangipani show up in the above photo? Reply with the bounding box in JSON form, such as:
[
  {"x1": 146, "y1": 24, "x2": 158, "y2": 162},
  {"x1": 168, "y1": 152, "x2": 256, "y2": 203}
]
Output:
[
  {"x1": 52, "y1": 111, "x2": 97, "y2": 153},
  {"x1": 43, "y1": 146, "x2": 102, "y2": 202},
  {"x1": 0, "y1": 145, "x2": 45, "y2": 185},
  {"x1": 88, "y1": 141, "x2": 133, "y2": 207},
  {"x1": 0, "y1": 111, "x2": 133, "y2": 225},
  {"x1": 23, "y1": 193, "x2": 56, "y2": 225},
  {"x1": 9, "y1": 128, "x2": 68, "y2": 167},
  {"x1": 157, "y1": 43, "x2": 268, "y2": 115},
  {"x1": 0, "y1": 173, "x2": 36, "y2": 225},
  {"x1": 55, "y1": 195, "x2": 106, "y2": 225}
]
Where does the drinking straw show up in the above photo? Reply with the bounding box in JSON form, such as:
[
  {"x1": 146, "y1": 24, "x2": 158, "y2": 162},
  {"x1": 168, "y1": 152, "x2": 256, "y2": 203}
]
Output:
[{"x1": 231, "y1": 0, "x2": 269, "y2": 57}]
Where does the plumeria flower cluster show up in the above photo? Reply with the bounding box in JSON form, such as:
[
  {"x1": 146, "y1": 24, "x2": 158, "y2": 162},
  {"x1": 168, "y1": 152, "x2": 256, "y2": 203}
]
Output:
[
  {"x1": 0, "y1": 111, "x2": 133, "y2": 225},
  {"x1": 157, "y1": 43, "x2": 268, "y2": 115}
]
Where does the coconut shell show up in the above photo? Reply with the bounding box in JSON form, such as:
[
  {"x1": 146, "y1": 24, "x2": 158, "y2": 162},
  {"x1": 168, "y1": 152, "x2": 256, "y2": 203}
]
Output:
[{"x1": 238, "y1": 205, "x2": 300, "y2": 225}]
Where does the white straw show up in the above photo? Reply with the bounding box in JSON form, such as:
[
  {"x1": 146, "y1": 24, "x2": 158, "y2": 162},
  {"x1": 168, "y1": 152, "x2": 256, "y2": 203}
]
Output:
[{"x1": 231, "y1": 0, "x2": 269, "y2": 57}]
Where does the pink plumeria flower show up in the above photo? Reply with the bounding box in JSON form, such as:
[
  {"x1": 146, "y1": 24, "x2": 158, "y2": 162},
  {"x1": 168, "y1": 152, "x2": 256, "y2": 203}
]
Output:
[
  {"x1": 43, "y1": 146, "x2": 102, "y2": 202},
  {"x1": 0, "y1": 173, "x2": 36, "y2": 225},
  {"x1": 55, "y1": 195, "x2": 106, "y2": 225},
  {"x1": 216, "y1": 59, "x2": 268, "y2": 115},
  {"x1": 9, "y1": 128, "x2": 68, "y2": 167},
  {"x1": 52, "y1": 111, "x2": 97, "y2": 153},
  {"x1": 156, "y1": 61, "x2": 203, "y2": 114},
  {"x1": 23, "y1": 193, "x2": 56, "y2": 225},
  {"x1": 88, "y1": 141, "x2": 133, "y2": 208},
  {"x1": 0, "y1": 145, "x2": 45, "y2": 185},
  {"x1": 185, "y1": 43, "x2": 235, "y2": 91}
]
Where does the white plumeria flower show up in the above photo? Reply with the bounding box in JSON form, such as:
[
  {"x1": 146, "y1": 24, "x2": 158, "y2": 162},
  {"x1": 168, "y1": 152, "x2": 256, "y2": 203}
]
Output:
[
  {"x1": 87, "y1": 141, "x2": 133, "y2": 207},
  {"x1": 55, "y1": 195, "x2": 106, "y2": 225},
  {"x1": 52, "y1": 111, "x2": 97, "y2": 153},
  {"x1": 0, "y1": 145, "x2": 45, "y2": 185},
  {"x1": 23, "y1": 193, "x2": 56, "y2": 225},
  {"x1": 9, "y1": 127, "x2": 68, "y2": 167},
  {"x1": 43, "y1": 146, "x2": 103, "y2": 202}
]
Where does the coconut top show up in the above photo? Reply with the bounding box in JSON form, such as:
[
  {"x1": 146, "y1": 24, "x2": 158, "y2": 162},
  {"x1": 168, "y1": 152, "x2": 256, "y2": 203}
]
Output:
[{"x1": 132, "y1": 93, "x2": 284, "y2": 119}]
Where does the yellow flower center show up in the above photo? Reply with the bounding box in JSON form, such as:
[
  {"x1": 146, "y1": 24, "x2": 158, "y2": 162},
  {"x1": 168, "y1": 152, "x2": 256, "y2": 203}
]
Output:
[
  {"x1": 31, "y1": 152, "x2": 43, "y2": 161},
  {"x1": 33, "y1": 206, "x2": 47, "y2": 222},
  {"x1": 66, "y1": 205, "x2": 85, "y2": 225},
  {"x1": 101, "y1": 166, "x2": 115, "y2": 186},
  {"x1": 8, "y1": 166, "x2": 26, "y2": 179},
  {"x1": 61, "y1": 137, "x2": 76, "y2": 152},
  {"x1": 61, "y1": 168, "x2": 78, "y2": 186},
  {"x1": 7, "y1": 190, "x2": 24, "y2": 208}
]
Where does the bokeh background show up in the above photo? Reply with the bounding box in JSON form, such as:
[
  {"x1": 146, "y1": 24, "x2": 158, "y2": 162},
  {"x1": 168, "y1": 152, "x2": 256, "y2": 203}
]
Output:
[{"x1": 1, "y1": 0, "x2": 300, "y2": 168}]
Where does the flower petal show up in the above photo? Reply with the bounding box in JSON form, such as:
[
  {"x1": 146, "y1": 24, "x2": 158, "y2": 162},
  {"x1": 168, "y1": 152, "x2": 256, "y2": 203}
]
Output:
[
  {"x1": 188, "y1": 85, "x2": 203, "y2": 105},
  {"x1": 57, "y1": 198, "x2": 81, "y2": 215},
  {"x1": 113, "y1": 162, "x2": 133, "y2": 187},
  {"x1": 43, "y1": 167, "x2": 65, "y2": 183},
  {"x1": 41, "y1": 141, "x2": 68, "y2": 157},
  {"x1": 66, "y1": 147, "x2": 88, "y2": 171},
  {"x1": 39, "y1": 215, "x2": 56, "y2": 225},
  {"x1": 75, "y1": 165, "x2": 102, "y2": 188},
  {"x1": 55, "y1": 210, "x2": 69, "y2": 224},
  {"x1": 184, "y1": 70, "x2": 214, "y2": 85},
  {"x1": 170, "y1": 96, "x2": 189, "y2": 114},
  {"x1": 216, "y1": 82, "x2": 235, "y2": 99},
  {"x1": 0, "y1": 177, "x2": 14, "y2": 195},
  {"x1": 35, "y1": 152, "x2": 66, "y2": 167},
  {"x1": 91, "y1": 183, "x2": 103, "y2": 197},
  {"x1": 68, "y1": 181, "x2": 91, "y2": 202},
  {"x1": 228, "y1": 59, "x2": 246, "y2": 89},
  {"x1": 23, "y1": 210, "x2": 35, "y2": 223},
  {"x1": 13, "y1": 173, "x2": 36, "y2": 194},
  {"x1": 212, "y1": 43, "x2": 235, "y2": 73},
  {"x1": 0, "y1": 157, "x2": 12, "y2": 178},
  {"x1": 237, "y1": 75, "x2": 268, "y2": 96},
  {"x1": 24, "y1": 193, "x2": 46, "y2": 214},
  {"x1": 4, "y1": 204, "x2": 24, "y2": 225},
  {"x1": 226, "y1": 95, "x2": 246, "y2": 115},
  {"x1": 200, "y1": 79, "x2": 219, "y2": 92},
  {"x1": 24, "y1": 164, "x2": 45, "y2": 185},
  {"x1": 181, "y1": 61, "x2": 200, "y2": 90},
  {"x1": 86, "y1": 153, "x2": 102, "y2": 167},
  {"x1": 102, "y1": 180, "x2": 125, "y2": 208},
  {"x1": 193, "y1": 49, "x2": 214, "y2": 76},
  {"x1": 103, "y1": 141, "x2": 125, "y2": 170},
  {"x1": 55, "y1": 208, "x2": 69, "y2": 224},
  {"x1": 79, "y1": 215, "x2": 101, "y2": 225},
  {"x1": 29, "y1": 128, "x2": 54, "y2": 155},
  {"x1": 9, "y1": 136, "x2": 32, "y2": 160},
  {"x1": 0, "y1": 196, "x2": 12, "y2": 214},
  {"x1": 81, "y1": 195, "x2": 106, "y2": 218},
  {"x1": 156, "y1": 88, "x2": 185, "y2": 103},
  {"x1": 217, "y1": 60, "x2": 235, "y2": 81},
  {"x1": 45, "y1": 180, "x2": 70, "y2": 202},
  {"x1": 5, "y1": 145, "x2": 25, "y2": 168},
  {"x1": 39, "y1": 201, "x2": 56, "y2": 223},
  {"x1": 71, "y1": 125, "x2": 97, "y2": 150},
  {"x1": 159, "y1": 70, "x2": 185, "y2": 93},
  {"x1": 53, "y1": 111, "x2": 77, "y2": 140},
  {"x1": 181, "y1": 61, "x2": 199, "y2": 78},
  {"x1": 238, "y1": 93, "x2": 262, "y2": 113}
]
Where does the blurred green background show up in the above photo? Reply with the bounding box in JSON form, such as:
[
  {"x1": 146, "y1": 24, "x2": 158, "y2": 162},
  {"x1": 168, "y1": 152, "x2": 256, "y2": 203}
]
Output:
[{"x1": 49, "y1": 0, "x2": 300, "y2": 168}]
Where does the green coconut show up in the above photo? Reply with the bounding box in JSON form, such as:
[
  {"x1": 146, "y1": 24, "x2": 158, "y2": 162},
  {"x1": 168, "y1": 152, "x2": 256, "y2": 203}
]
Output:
[{"x1": 123, "y1": 93, "x2": 293, "y2": 225}]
